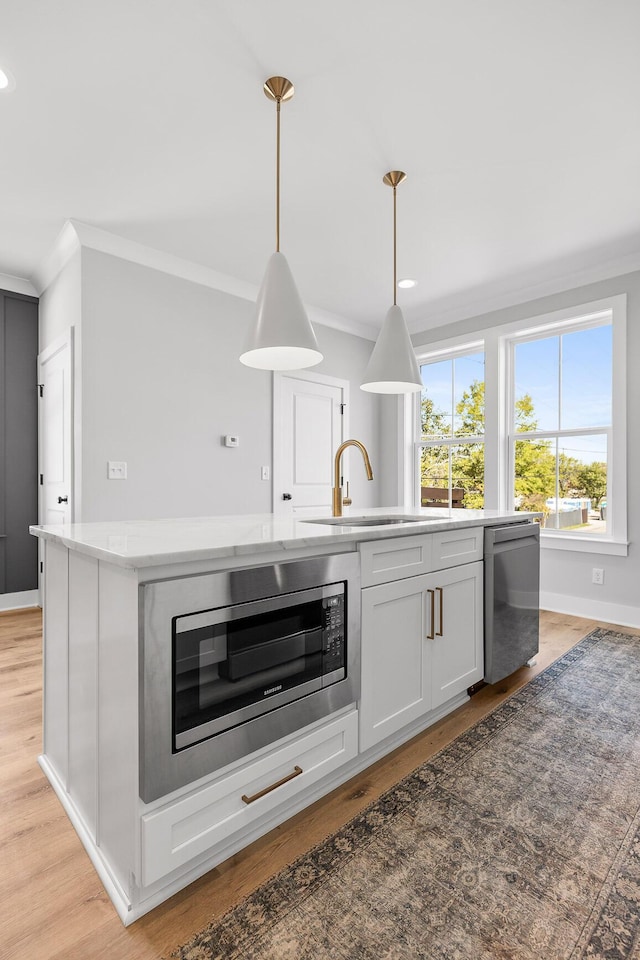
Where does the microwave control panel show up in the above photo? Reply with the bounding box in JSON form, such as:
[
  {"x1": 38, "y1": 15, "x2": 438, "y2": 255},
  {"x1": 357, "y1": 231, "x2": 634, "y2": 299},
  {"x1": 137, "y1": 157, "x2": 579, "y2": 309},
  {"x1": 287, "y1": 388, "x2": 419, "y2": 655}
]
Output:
[{"x1": 322, "y1": 593, "x2": 346, "y2": 674}]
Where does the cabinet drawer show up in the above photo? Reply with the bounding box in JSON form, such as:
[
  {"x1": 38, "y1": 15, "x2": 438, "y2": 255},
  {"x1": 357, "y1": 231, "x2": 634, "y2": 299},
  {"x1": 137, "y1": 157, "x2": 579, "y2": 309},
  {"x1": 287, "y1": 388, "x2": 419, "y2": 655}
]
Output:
[
  {"x1": 432, "y1": 526, "x2": 483, "y2": 569},
  {"x1": 141, "y1": 710, "x2": 358, "y2": 886},
  {"x1": 360, "y1": 535, "x2": 432, "y2": 587}
]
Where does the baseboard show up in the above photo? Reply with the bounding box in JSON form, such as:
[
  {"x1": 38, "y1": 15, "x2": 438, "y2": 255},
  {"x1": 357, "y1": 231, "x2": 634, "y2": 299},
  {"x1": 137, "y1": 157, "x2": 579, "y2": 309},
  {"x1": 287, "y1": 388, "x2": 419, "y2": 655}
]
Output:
[
  {"x1": 541, "y1": 591, "x2": 640, "y2": 630},
  {"x1": 0, "y1": 590, "x2": 40, "y2": 611}
]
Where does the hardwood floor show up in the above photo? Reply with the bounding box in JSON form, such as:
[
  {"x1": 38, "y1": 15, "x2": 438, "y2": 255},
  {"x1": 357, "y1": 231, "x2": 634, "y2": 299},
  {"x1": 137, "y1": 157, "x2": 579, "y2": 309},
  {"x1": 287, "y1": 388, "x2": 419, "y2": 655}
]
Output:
[{"x1": 1, "y1": 607, "x2": 635, "y2": 960}]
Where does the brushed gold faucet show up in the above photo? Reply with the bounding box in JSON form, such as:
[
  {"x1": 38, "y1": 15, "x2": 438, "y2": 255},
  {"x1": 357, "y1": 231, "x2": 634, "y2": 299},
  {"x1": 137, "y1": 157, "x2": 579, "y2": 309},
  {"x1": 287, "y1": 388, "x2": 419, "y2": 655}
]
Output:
[{"x1": 332, "y1": 440, "x2": 374, "y2": 517}]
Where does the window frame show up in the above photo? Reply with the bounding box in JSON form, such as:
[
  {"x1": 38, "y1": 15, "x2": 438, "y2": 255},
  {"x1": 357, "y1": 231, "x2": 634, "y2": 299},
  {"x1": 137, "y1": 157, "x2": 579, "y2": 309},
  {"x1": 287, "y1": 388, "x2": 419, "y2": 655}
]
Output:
[{"x1": 408, "y1": 294, "x2": 627, "y2": 556}]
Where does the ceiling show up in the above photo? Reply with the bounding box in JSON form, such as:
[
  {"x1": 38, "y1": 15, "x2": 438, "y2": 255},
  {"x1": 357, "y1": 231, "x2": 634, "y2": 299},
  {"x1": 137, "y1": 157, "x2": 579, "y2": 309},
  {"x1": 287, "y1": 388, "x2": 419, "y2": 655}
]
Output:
[{"x1": 2, "y1": 0, "x2": 640, "y2": 335}]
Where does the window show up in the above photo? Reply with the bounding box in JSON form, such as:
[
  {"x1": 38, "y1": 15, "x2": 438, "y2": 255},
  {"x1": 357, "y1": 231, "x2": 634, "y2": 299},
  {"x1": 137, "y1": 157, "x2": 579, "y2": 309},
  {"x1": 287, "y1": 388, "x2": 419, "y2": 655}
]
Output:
[
  {"x1": 509, "y1": 321, "x2": 612, "y2": 537},
  {"x1": 410, "y1": 295, "x2": 626, "y2": 554},
  {"x1": 417, "y1": 348, "x2": 485, "y2": 509}
]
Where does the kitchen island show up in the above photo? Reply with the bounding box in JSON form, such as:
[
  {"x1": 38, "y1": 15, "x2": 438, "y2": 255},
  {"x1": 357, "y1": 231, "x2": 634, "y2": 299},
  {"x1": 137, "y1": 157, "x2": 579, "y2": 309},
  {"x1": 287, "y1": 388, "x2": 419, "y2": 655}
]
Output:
[{"x1": 30, "y1": 507, "x2": 538, "y2": 923}]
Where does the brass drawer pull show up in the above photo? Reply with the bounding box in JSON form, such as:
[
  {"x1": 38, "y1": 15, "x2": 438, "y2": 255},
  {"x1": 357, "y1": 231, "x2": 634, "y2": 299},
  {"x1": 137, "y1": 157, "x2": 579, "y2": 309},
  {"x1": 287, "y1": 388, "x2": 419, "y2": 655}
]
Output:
[
  {"x1": 426, "y1": 589, "x2": 435, "y2": 640},
  {"x1": 241, "y1": 765, "x2": 303, "y2": 805},
  {"x1": 436, "y1": 586, "x2": 443, "y2": 636}
]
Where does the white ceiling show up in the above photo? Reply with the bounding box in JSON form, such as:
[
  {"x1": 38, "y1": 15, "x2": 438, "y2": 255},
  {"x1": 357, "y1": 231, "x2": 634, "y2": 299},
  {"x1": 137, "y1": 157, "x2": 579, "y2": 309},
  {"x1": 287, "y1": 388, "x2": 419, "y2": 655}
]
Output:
[{"x1": 2, "y1": 0, "x2": 640, "y2": 334}]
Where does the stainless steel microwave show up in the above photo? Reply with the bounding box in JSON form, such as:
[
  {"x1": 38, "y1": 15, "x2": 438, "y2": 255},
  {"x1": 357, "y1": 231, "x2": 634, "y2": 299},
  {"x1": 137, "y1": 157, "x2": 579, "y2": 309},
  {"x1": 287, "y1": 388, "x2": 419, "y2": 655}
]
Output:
[{"x1": 139, "y1": 552, "x2": 360, "y2": 802}]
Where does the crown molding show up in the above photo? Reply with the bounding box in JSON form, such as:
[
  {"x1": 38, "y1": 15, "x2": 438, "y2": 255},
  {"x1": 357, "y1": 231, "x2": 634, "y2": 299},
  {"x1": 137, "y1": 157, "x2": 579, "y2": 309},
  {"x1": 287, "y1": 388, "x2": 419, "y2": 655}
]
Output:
[
  {"x1": 408, "y1": 247, "x2": 640, "y2": 336},
  {"x1": 0, "y1": 272, "x2": 37, "y2": 297},
  {"x1": 32, "y1": 219, "x2": 377, "y2": 342},
  {"x1": 30, "y1": 220, "x2": 81, "y2": 296}
]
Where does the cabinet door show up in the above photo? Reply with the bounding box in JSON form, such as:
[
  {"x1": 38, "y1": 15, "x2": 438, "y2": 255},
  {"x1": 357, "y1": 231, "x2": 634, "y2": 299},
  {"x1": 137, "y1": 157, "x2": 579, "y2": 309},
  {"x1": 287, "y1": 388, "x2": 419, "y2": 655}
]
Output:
[
  {"x1": 429, "y1": 560, "x2": 483, "y2": 710},
  {"x1": 360, "y1": 575, "x2": 432, "y2": 752}
]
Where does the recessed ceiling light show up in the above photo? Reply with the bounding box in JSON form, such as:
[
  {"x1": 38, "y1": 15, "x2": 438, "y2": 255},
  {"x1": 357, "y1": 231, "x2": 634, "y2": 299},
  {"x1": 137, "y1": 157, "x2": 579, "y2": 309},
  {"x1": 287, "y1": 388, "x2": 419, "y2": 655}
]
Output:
[
  {"x1": 398, "y1": 278, "x2": 417, "y2": 289},
  {"x1": 0, "y1": 67, "x2": 16, "y2": 91}
]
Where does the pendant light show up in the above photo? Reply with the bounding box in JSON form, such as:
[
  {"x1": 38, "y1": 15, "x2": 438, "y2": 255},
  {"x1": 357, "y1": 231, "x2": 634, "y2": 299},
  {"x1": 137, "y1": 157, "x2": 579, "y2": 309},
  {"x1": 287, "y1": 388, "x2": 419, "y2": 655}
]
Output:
[
  {"x1": 240, "y1": 77, "x2": 323, "y2": 371},
  {"x1": 361, "y1": 171, "x2": 422, "y2": 393}
]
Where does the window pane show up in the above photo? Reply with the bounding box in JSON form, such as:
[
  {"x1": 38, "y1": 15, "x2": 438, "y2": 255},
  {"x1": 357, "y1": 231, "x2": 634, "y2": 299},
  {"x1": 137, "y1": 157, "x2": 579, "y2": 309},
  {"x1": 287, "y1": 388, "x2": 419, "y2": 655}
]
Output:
[
  {"x1": 454, "y1": 353, "x2": 485, "y2": 437},
  {"x1": 514, "y1": 434, "x2": 607, "y2": 534},
  {"x1": 560, "y1": 326, "x2": 612, "y2": 430},
  {"x1": 452, "y1": 443, "x2": 484, "y2": 508},
  {"x1": 514, "y1": 437, "x2": 556, "y2": 517},
  {"x1": 419, "y1": 444, "x2": 485, "y2": 508},
  {"x1": 421, "y1": 359, "x2": 452, "y2": 438},
  {"x1": 514, "y1": 337, "x2": 559, "y2": 433},
  {"x1": 420, "y1": 446, "x2": 449, "y2": 504},
  {"x1": 556, "y1": 435, "x2": 607, "y2": 535}
]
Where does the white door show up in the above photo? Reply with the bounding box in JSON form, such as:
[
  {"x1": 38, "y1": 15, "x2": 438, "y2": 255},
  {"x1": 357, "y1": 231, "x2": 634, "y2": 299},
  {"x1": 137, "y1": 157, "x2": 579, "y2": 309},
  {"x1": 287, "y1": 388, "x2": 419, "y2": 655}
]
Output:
[
  {"x1": 273, "y1": 371, "x2": 348, "y2": 516},
  {"x1": 38, "y1": 330, "x2": 74, "y2": 525}
]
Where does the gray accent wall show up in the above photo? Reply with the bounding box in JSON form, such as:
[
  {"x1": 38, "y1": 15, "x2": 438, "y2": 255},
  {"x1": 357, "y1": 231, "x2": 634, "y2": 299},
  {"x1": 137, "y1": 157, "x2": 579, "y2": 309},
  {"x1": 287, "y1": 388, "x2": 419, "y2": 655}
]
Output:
[{"x1": 0, "y1": 291, "x2": 38, "y2": 593}]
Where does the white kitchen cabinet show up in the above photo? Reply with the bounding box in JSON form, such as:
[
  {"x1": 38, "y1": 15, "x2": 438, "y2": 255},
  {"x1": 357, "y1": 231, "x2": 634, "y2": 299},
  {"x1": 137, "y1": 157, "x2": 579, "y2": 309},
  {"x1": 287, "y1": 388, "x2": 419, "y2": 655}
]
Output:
[
  {"x1": 142, "y1": 709, "x2": 358, "y2": 886},
  {"x1": 429, "y1": 560, "x2": 483, "y2": 710},
  {"x1": 359, "y1": 537, "x2": 483, "y2": 753},
  {"x1": 33, "y1": 513, "x2": 530, "y2": 924},
  {"x1": 360, "y1": 574, "x2": 433, "y2": 751}
]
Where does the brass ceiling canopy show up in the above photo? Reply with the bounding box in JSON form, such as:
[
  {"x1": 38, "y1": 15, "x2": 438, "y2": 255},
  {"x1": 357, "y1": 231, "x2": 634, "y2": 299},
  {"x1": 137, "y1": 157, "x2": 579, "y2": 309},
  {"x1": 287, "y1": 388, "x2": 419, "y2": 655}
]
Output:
[
  {"x1": 263, "y1": 76, "x2": 294, "y2": 103},
  {"x1": 383, "y1": 170, "x2": 407, "y2": 188}
]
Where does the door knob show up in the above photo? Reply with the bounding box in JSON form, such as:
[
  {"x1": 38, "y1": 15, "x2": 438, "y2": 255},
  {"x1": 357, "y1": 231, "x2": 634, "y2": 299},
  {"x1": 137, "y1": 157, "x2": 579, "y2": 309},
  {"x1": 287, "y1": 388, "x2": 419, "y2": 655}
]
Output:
[
  {"x1": 57, "y1": 496, "x2": 68, "y2": 504},
  {"x1": 282, "y1": 493, "x2": 292, "y2": 501}
]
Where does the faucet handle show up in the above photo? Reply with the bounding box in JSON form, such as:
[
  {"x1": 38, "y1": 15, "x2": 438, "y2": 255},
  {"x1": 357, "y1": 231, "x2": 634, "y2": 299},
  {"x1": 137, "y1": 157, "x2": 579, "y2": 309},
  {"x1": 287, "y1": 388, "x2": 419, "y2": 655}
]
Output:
[{"x1": 342, "y1": 481, "x2": 352, "y2": 507}]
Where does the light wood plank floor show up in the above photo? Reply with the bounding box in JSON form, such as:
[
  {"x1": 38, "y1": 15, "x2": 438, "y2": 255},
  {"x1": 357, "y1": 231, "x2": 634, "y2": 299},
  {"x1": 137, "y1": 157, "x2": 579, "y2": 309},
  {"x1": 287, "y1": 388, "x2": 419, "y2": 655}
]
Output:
[{"x1": 2, "y1": 607, "x2": 636, "y2": 960}]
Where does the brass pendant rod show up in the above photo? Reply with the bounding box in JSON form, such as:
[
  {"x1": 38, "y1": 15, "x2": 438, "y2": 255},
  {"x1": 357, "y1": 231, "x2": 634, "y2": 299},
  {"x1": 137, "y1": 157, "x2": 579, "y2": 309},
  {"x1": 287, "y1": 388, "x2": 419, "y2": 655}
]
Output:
[
  {"x1": 383, "y1": 170, "x2": 406, "y2": 306},
  {"x1": 264, "y1": 78, "x2": 294, "y2": 253},
  {"x1": 393, "y1": 185, "x2": 397, "y2": 306},
  {"x1": 276, "y1": 98, "x2": 281, "y2": 253}
]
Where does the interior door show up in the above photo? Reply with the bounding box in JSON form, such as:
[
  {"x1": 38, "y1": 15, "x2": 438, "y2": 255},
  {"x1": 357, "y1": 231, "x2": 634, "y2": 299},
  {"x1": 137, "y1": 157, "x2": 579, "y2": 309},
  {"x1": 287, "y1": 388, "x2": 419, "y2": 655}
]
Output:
[
  {"x1": 273, "y1": 372, "x2": 348, "y2": 516},
  {"x1": 38, "y1": 330, "x2": 73, "y2": 525}
]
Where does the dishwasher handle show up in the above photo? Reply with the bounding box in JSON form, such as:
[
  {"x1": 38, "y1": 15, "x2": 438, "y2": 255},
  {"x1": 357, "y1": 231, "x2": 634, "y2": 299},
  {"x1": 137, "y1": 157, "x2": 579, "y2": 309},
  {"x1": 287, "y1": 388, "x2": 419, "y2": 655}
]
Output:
[{"x1": 485, "y1": 523, "x2": 540, "y2": 546}]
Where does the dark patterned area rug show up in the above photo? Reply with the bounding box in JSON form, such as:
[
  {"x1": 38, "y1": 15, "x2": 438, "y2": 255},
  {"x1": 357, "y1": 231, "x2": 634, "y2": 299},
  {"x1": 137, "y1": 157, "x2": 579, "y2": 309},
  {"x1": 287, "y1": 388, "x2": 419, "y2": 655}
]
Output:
[{"x1": 173, "y1": 628, "x2": 640, "y2": 959}]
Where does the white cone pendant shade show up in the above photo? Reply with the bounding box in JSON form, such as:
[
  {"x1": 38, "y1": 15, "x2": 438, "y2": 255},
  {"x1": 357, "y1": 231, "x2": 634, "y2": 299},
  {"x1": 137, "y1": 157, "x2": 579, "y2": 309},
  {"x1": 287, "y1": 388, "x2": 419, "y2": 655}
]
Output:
[
  {"x1": 361, "y1": 304, "x2": 422, "y2": 393},
  {"x1": 361, "y1": 169, "x2": 422, "y2": 394},
  {"x1": 240, "y1": 252, "x2": 322, "y2": 370},
  {"x1": 240, "y1": 76, "x2": 323, "y2": 371}
]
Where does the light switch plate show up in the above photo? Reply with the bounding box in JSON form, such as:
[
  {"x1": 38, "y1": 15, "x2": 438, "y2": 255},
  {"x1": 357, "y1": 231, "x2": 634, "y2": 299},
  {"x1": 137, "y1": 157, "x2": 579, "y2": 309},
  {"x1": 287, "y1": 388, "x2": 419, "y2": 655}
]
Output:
[{"x1": 107, "y1": 461, "x2": 127, "y2": 480}]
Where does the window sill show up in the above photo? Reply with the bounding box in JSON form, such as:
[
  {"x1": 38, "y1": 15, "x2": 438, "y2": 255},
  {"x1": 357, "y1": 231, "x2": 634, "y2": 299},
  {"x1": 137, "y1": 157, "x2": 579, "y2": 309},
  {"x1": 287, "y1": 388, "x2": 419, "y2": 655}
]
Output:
[{"x1": 540, "y1": 533, "x2": 628, "y2": 557}]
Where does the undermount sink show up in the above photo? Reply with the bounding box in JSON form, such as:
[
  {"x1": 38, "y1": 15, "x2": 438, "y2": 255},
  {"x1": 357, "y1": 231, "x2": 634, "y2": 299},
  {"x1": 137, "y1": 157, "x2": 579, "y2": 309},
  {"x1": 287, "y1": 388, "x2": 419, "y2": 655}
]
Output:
[{"x1": 303, "y1": 515, "x2": 439, "y2": 527}]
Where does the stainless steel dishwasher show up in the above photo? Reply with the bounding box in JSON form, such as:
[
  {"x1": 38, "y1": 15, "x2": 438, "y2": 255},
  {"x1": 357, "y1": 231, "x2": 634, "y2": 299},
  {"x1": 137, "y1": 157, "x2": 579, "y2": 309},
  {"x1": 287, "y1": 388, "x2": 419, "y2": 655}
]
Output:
[{"x1": 484, "y1": 522, "x2": 540, "y2": 684}]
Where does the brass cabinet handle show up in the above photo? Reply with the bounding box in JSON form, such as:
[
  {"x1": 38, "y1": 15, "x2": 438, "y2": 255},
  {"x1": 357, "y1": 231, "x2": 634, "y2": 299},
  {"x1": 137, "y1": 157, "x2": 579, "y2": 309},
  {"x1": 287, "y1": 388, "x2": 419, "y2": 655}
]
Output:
[
  {"x1": 241, "y1": 765, "x2": 303, "y2": 805},
  {"x1": 426, "y1": 589, "x2": 435, "y2": 640},
  {"x1": 436, "y1": 586, "x2": 443, "y2": 637}
]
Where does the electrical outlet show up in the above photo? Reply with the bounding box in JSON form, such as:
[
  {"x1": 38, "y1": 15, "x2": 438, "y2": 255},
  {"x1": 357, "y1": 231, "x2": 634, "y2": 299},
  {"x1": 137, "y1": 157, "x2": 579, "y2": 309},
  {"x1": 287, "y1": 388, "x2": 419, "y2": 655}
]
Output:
[
  {"x1": 107, "y1": 461, "x2": 127, "y2": 480},
  {"x1": 592, "y1": 567, "x2": 604, "y2": 585}
]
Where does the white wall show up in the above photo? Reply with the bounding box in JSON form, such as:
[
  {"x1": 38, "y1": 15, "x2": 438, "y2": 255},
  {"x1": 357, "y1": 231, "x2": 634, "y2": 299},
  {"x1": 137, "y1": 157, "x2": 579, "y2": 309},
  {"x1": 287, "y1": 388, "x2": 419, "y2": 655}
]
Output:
[
  {"x1": 78, "y1": 248, "x2": 380, "y2": 521},
  {"x1": 411, "y1": 270, "x2": 640, "y2": 627},
  {"x1": 38, "y1": 247, "x2": 82, "y2": 350}
]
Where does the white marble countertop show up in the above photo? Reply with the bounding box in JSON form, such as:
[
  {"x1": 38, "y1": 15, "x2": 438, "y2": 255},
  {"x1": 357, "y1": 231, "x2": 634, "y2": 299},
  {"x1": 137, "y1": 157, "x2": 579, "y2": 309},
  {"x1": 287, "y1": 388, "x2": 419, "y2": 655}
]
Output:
[{"x1": 30, "y1": 507, "x2": 538, "y2": 569}]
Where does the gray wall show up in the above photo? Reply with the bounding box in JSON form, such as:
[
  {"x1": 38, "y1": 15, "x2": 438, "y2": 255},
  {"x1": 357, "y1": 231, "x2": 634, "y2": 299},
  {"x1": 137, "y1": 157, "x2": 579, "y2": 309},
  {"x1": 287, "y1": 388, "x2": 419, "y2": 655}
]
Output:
[
  {"x1": 73, "y1": 248, "x2": 381, "y2": 521},
  {"x1": 0, "y1": 291, "x2": 38, "y2": 593},
  {"x1": 411, "y1": 269, "x2": 640, "y2": 626}
]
